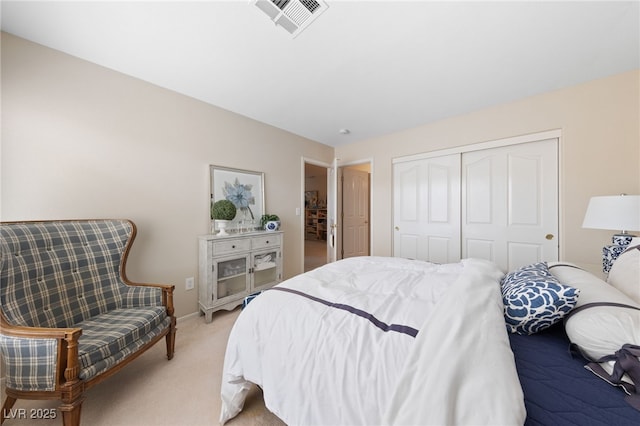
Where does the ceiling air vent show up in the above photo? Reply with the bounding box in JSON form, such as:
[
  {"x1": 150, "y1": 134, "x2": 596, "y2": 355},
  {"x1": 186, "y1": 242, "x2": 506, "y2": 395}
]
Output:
[{"x1": 253, "y1": 0, "x2": 329, "y2": 37}]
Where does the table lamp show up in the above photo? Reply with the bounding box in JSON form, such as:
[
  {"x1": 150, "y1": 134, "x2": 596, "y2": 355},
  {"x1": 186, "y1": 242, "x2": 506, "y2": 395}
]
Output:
[{"x1": 582, "y1": 194, "x2": 640, "y2": 273}]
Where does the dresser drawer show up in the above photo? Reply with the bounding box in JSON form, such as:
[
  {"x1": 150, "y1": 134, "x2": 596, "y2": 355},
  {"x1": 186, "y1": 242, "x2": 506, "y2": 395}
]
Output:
[
  {"x1": 252, "y1": 234, "x2": 281, "y2": 249},
  {"x1": 213, "y1": 239, "x2": 251, "y2": 255}
]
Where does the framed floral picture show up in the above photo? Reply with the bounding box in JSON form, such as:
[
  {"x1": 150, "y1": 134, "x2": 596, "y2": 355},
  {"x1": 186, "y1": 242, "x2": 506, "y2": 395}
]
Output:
[{"x1": 210, "y1": 165, "x2": 265, "y2": 232}]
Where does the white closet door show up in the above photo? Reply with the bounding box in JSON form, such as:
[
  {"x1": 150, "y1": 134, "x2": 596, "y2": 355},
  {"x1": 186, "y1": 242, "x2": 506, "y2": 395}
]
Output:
[
  {"x1": 393, "y1": 154, "x2": 461, "y2": 263},
  {"x1": 462, "y1": 139, "x2": 558, "y2": 271}
]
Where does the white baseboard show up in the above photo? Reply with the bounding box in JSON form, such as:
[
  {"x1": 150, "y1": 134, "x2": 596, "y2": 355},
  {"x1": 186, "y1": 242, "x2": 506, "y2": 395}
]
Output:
[{"x1": 177, "y1": 311, "x2": 200, "y2": 323}]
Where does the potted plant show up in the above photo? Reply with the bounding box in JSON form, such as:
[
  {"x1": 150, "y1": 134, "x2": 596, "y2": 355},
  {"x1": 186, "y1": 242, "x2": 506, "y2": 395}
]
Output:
[
  {"x1": 260, "y1": 214, "x2": 280, "y2": 232},
  {"x1": 211, "y1": 199, "x2": 237, "y2": 235}
]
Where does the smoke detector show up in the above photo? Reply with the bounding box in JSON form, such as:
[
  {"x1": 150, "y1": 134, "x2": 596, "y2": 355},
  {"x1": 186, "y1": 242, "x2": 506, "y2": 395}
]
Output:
[{"x1": 252, "y1": 0, "x2": 329, "y2": 37}]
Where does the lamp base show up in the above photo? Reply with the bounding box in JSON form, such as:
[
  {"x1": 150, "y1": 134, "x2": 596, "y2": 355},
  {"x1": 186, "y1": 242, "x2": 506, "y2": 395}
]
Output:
[{"x1": 602, "y1": 233, "x2": 636, "y2": 273}]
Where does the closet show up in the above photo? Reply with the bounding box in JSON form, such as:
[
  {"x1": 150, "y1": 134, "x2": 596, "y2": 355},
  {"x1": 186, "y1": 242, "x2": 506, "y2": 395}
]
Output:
[{"x1": 393, "y1": 137, "x2": 558, "y2": 272}]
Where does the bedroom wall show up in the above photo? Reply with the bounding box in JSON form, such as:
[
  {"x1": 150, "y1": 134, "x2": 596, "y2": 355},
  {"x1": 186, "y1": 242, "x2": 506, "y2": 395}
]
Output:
[
  {"x1": 336, "y1": 69, "x2": 640, "y2": 275},
  {"x1": 0, "y1": 32, "x2": 334, "y2": 318}
]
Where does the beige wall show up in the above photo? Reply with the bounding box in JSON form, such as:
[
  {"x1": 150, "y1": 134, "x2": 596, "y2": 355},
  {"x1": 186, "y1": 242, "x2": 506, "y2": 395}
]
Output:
[
  {"x1": 1, "y1": 33, "x2": 334, "y2": 317},
  {"x1": 336, "y1": 69, "x2": 640, "y2": 274}
]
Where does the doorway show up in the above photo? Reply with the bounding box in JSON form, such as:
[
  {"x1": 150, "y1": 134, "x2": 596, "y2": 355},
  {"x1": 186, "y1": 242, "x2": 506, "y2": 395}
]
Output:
[
  {"x1": 304, "y1": 163, "x2": 328, "y2": 272},
  {"x1": 302, "y1": 160, "x2": 372, "y2": 272}
]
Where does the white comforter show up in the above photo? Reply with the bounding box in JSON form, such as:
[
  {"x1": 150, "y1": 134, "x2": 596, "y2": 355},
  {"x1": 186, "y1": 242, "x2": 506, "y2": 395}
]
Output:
[{"x1": 220, "y1": 256, "x2": 525, "y2": 425}]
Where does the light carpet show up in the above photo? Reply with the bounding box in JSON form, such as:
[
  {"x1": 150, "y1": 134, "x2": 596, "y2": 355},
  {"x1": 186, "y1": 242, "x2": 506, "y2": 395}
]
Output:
[
  {"x1": 304, "y1": 239, "x2": 327, "y2": 272},
  {"x1": 1, "y1": 309, "x2": 285, "y2": 426}
]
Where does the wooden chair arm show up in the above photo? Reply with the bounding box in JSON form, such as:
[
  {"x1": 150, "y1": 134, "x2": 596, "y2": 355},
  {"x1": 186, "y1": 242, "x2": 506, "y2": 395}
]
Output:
[{"x1": 0, "y1": 312, "x2": 81, "y2": 340}]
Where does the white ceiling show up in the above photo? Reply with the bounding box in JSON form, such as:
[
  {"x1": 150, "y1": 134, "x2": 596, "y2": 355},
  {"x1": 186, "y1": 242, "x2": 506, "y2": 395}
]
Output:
[{"x1": 2, "y1": 1, "x2": 639, "y2": 147}]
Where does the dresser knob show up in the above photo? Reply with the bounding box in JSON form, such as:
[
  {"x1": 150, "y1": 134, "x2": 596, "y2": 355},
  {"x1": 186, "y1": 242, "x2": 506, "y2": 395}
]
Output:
[{"x1": 232, "y1": 245, "x2": 236, "y2": 248}]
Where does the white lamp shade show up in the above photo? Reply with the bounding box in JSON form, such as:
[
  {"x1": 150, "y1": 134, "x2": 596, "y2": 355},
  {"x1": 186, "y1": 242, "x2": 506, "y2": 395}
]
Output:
[{"x1": 582, "y1": 195, "x2": 640, "y2": 232}]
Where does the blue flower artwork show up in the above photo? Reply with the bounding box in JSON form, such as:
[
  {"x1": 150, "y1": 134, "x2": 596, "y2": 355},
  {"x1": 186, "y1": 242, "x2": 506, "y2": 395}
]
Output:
[{"x1": 224, "y1": 178, "x2": 255, "y2": 219}]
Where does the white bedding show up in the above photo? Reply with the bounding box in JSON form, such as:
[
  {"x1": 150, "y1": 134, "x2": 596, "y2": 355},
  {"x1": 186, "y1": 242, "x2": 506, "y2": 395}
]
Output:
[{"x1": 219, "y1": 256, "x2": 525, "y2": 425}]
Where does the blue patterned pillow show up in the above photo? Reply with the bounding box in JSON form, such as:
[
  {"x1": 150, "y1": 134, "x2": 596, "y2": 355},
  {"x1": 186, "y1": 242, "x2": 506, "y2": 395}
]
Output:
[
  {"x1": 501, "y1": 262, "x2": 580, "y2": 335},
  {"x1": 503, "y1": 262, "x2": 554, "y2": 282}
]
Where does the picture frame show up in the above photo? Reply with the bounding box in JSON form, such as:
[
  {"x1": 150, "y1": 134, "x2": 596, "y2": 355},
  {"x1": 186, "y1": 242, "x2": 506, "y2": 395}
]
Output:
[{"x1": 210, "y1": 165, "x2": 265, "y2": 232}]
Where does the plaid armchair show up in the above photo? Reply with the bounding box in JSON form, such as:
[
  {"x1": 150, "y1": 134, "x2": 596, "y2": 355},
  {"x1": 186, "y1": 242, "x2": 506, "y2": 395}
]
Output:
[{"x1": 0, "y1": 220, "x2": 176, "y2": 426}]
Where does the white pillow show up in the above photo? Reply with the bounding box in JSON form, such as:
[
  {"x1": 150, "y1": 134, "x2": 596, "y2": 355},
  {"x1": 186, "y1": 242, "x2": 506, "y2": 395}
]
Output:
[
  {"x1": 549, "y1": 263, "x2": 639, "y2": 359},
  {"x1": 607, "y1": 245, "x2": 640, "y2": 304},
  {"x1": 549, "y1": 263, "x2": 640, "y2": 396}
]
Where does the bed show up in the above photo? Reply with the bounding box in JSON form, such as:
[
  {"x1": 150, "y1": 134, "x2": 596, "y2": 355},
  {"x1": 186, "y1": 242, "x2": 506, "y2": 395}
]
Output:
[{"x1": 219, "y1": 254, "x2": 640, "y2": 425}]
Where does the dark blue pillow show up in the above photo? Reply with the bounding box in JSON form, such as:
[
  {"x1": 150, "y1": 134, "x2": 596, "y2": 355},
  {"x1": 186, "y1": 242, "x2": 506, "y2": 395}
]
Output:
[{"x1": 501, "y1": 262, "x2": 580, "y2": 335}]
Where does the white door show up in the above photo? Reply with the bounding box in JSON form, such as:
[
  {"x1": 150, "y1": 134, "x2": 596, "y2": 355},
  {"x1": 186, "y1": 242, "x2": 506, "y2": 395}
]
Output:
[
  {"x1": 462, "y1": 139, "x2": 558, "y2": 271},
  {"x1": 342, "y1": 168, "x2": 370, "y2": 258},
  {"x1": 393, "y1": 154, "x2": 461, "y2": 263}
]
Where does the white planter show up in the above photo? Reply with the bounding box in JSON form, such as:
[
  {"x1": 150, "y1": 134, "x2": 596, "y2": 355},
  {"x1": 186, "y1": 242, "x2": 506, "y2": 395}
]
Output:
[{"x1": 215, "y1": 220, "x2": 230, "y2": 236}]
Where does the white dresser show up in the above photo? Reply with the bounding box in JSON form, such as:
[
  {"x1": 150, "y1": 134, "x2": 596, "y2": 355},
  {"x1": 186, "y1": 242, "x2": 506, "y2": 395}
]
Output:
[{"x1": 198, "y1": 231, "x2": 283, "y2": 323}]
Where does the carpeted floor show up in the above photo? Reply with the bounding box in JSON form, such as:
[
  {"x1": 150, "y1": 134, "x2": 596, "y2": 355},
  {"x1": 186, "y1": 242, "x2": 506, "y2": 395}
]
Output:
[
  {"x1": 304, "y1": 239, "x2": 327, "y2": 272},
  {"x1": 1, "y1": 309, "x2": 284, "y2": 426}
]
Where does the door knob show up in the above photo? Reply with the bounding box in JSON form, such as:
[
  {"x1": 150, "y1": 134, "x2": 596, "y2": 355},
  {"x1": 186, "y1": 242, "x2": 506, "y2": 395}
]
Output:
[
  {"x1": 395, "y1": 226, "x2": 400, "y2": 231},
  {"x1": 545, "y1": 234, "x2": 554, "y2": 240}
]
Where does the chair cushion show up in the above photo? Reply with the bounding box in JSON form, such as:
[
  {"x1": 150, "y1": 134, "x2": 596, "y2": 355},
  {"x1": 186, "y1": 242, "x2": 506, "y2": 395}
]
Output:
[
  {"x1": 77, "y1": 307, "x2": 167, "y2": 370},
  {"x1": 79, "y1": 316, "x2": 171, "y2": 381}
]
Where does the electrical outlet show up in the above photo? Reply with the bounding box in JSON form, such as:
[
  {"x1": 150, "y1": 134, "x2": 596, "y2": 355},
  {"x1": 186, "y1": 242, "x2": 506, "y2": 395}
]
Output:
[{"x1": 185, "y1": 277, "x2": 195, "y2": 291}]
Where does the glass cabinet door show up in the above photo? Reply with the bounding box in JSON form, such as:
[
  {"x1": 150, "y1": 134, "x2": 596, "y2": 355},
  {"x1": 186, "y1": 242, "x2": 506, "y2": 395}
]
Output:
[
  {"x1": 216, "y1": 256, "x2": 248, "y2": 300},
  {"x1": 252, "y1": 250, "x2": 279, "y2": 289}
]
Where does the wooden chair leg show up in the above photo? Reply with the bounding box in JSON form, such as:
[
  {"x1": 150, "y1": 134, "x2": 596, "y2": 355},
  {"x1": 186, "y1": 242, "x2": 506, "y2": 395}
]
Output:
[
  {"x1": 59, "y1": 397, "x2": 84, "y2": 426},
  {"x1": 1, "y1": 396, "x2": 17, "y2": 425},
  {"x1": 166, "y1": 319, "x2": 177, "y2": 360}
]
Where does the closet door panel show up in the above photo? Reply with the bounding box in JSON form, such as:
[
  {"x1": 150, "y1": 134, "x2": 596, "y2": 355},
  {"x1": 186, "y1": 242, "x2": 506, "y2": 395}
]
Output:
[
  {"x1": 393, "y1": 154, "x2": 460, "y2": 263},
  {"x1": 462, "y1": 139, "x2": 558, "y2": 271},
  {"x1": 428, "y1": 164, "x2": 451, "y2": 222},
  {"x1": 398, "y1": 164, "x2": 420, "y2": 222},
  {"x1": 508, "y1": 154, "x2": 542, "y2": 226},
  {"x1": 465, "y1": 238, "x2": 495, "y2": 262},
  {"x1": 465, "y1": 157, "x2": 494, "y2": 224},
  {"x1": 508, "y1": 242, "x2": 541, "y2": 269},
  {"x1": 505, "y1": 141, "x2": 557, "y2": 271},
  {"x1": 427, "y1": 236, "x2": 451, "y2": 264},
  {"x1": 463, "y1": 151, "x2": 507, "y2": 266},
  {"x1": 394, "y1": 163, "x2": 424, "y2": 260}
]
